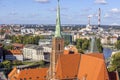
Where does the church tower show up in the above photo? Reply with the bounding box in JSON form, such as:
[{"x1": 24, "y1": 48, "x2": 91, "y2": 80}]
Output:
[
  {"x1": 53, "y1": 0, "x2": 64, "y2": 57},
  {"x1": 48, "y1": 0, "x2": 64, "y2": 79}
]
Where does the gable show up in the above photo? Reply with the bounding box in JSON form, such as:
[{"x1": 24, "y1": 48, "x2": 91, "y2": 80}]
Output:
[
  {"x1": 56, "y1": 54, "x2": 80, "y2": 79},
  {"x1": 78, "y1": 54, "x2": 109, "y2": 80}
]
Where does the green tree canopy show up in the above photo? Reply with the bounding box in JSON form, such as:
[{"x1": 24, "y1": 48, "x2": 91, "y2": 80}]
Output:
[
  {"x1": 115, "y1": 40, "x2": 120, "y2": 50},
  {"x1": 76, "y1": 38, "x2": 89, "y2": 53},
  {"x1": 108, "y1": 52, "x2": 120, "y2": 72},
  {"x1": 3, "y1": 45, "x2": 14, "y2": 50},
  {"x1": 9, "y1": 35, "x2": 44, "y2": 45},
  {"x1": 2, "y1": 60, "x2": 12, "y2": 69},
  {"x1": 96, "y1": 38, "x2": 103, "y2": 53}
]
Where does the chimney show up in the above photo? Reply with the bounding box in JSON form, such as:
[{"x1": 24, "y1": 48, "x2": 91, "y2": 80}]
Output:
[
  {"x1": 98, "y1": 8, "x2": 101, "y2": 27},
  {"x1": 82, "y1": 74, "x2": 87, "y2": 80},
  {"x1": 88, "y1": 16, "x2": 91, "y2": 26},
  {"x1": 17, "y1": 69, "x2": 20, "y2": 74}
]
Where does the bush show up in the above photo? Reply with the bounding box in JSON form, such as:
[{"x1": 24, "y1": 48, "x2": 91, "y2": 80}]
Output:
[
  {"x1": 12, "y1": 60, "x2": 23, "y2": 66},
  {"x1": 2, "y1": 60, "x2": 12, "y2": 69}
]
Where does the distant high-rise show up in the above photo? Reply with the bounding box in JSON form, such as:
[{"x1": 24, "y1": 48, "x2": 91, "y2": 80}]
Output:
[
  {"x1": 88, "y1": 16, "x2": 91, "y2": 26},
  {"x1": 98, "y1": 8, "x2": 101, "y2": 27},
  {"x1": 89, "y1": 36, "x2": 99, "y2": 53}
]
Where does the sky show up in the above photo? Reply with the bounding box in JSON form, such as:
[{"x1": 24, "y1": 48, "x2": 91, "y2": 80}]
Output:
[{"x1": 0, "y1": 0, "x2": 120, "y2": 25}]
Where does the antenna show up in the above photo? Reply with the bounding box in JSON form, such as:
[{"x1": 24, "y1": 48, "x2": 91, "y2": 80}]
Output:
[{"x1": 88, "y1": 16, "x2": 91, "y2": 25}]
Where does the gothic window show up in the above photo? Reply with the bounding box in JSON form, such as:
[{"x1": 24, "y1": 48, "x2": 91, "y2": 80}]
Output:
[{"x1": 58, "y1": 44, "x2": 60, "y2": 51}]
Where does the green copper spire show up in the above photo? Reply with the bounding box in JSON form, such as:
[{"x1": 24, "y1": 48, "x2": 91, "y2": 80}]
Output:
[{"x1": 55, "y1": 0, "x2": 62, "y2": 38}]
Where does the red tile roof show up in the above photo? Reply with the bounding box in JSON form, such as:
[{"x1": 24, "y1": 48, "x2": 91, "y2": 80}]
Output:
[
  {"x1": 8, "y1": 53, "x2": 119, "y2": 80},
  {"x1": 7, "y1": 50, "x2": 22, "y2": 55},
  {"x1": 8, "y1": 68, "x2": 48, "y2": 80},
  {"x1": 63, "y1": 50, "x2": 69, "y2": 54},
  {"x1": 56, "y1": 54, "x2": 80, "y2": 79},
  {"x1": 12, "y1": 43, "x2": 24, "y2": 48},
  {"x1": 8, "y1": 67, "x2": 17, "y2": 79},
  {"x1": 78, "y1": 54, "x2": 109, "y2": 80},
  {"x1": 56, "y1": 53, "x2": 110, "y2": 80},
  {"x1": 86, "y1": 53, "x2": 105, "y2": 59},
  {"x1": 17, "y1": 68, "x2": 48, "y2": 80}
]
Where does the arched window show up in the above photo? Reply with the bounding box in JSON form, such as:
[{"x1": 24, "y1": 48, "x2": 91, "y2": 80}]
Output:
[{"x1": 58, "y1": 44, "x2": 60, "y2": 51}]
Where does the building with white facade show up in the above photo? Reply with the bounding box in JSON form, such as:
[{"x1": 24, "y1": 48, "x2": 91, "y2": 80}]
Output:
[
  {"x1": 39, "y1": 39, "x2": 52, "y2": 46},
  {"x1": 21, "y1": 27, "x2": 35, "y2": 35},
  {"x1": 101, "y1": 36, "x2": 118, "y2": 45},
  {"x1": 23, "y1": 44, "x2": 50, "y2": 61}
]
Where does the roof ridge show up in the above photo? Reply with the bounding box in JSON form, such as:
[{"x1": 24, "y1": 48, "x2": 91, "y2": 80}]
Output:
[
  {"x1": 77, "y1": 54, "x2": 81, "y2": 79},
  {"x1": 85, "y1": 53, "x2": 104, "y2": 59},
  {"x1": 59, "y1": 54, "x2": 64, "y2": 78}
]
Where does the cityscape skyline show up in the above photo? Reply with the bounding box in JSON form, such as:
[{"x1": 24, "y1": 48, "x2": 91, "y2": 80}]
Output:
[{"x1": 0, "y1": 0, "x2": 120, "y2": 25}]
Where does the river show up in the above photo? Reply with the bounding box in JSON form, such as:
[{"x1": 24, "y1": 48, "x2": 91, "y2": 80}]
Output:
[{"x1": 103, "y1": 48, "x2": 112, "y2": 59}]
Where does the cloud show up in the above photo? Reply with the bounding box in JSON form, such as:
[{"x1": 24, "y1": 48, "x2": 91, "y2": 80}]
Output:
[
  {"x1": 9, "y1": 11, "x2": 18, "y2": 16},
  {"x1": 82, "y1": 8, "x2": 92, "y2": 12},
  {"x1": 88, "y1": 14, "x2": 93, "y2": 18},
  {"x1": 111, "y1": 23, "x2": 119, "y2": 26},
  {"x1": 104, "y1": 13, "x2": 110, "y2": 18},
  {"x1": 110, "y1": 8, "x2": 120, "y2": 13},
  {"x1": 35, "y1": 0, "x2": 49, "y2": 3},
  {"x1": 95, "y1": 0, "x2": 107, "y2": 4},
  {"x1": 29, "y1": 13, "x2": 40, "y2": 18},
  {"x1": 49, "y1": 8, "x2": 57, "y2": 11}
]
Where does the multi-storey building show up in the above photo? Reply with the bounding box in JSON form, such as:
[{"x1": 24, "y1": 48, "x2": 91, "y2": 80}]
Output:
[{"x1": 23, "y1": 44, "x2": 44, "y2": 61}]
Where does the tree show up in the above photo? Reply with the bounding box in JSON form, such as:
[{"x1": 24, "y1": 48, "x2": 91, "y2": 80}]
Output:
[
  {"x1": 115, "y1": 40, "x2": 120, "y2": 50},
  {"x1": 12, "y1": 60, "x2": 23, "y2": 66},
  {"x1": 78, "y1": 49, "x2": 84, "y2": 54},
  {"x1": 107, "y1": 36, "x2": 111, "y2": 45},
  {"x1": 3, "y1": 45, "x2": 14, "y2": 50},
  {"x1": 10, "y1": 35, "x2": 45, "y2": 45},
  {"x1": 0, "y1": 29, "x2": 5, "y2": 36},
  {"x1": 76, "y1": 39, "x2": 84, "y2": 49},
  {"x1": 2, "y1": 60, "x2": 12, "y2": 75},
  {"x1": 76, "y1": 38, "x2": 89, "y2": 51},
  {"x1": 64, "y1": 40, "x2": 70, "y2": 46},
  {"x1": 108, "y1": 52, "x2": 120, "y2": 72},
  {"x1": 82, "y1": 40, "x2": 89, "y2": 50},
  {"x1": 5, "y1": 34, "x2": 11, "y2": 39},
  {"x1": 96, "y1": 38, "x2": 103, "y2": 53},
  {"x1": 0, "y1": 63, "x2": 3, "y2": 68},
  {"x1": 39, "y1": 60, "x2": 45, "y2": 67},
  {"x1": 2, "y1": 60, "x2": 12, "y2": 69}
]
